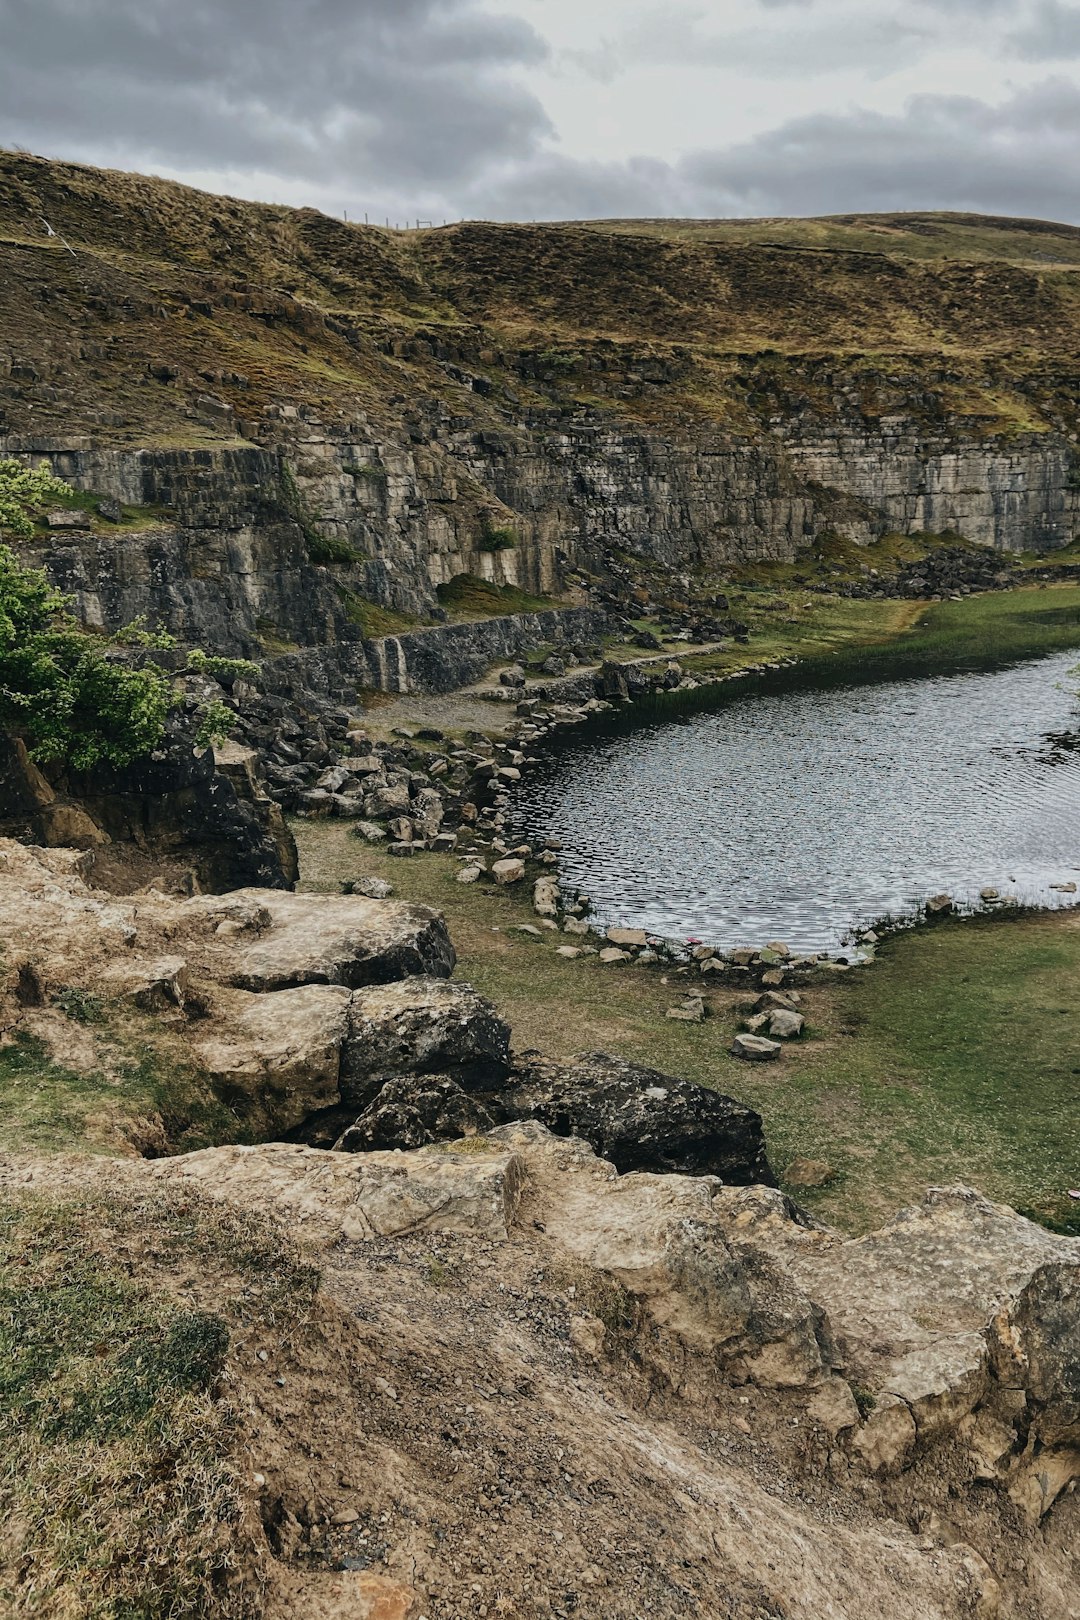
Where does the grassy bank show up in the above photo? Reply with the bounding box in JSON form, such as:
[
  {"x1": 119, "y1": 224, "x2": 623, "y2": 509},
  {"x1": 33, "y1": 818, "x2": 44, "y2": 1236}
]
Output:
[{"x1": 296, "y1": 825, "x2": 1080, "y2": 1234}]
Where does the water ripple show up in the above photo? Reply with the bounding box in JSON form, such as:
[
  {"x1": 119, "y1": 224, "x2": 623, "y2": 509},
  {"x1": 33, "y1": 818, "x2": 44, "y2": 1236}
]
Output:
[{"x1": 512, "y1": 650, "x2": 1080, "y2": 953}]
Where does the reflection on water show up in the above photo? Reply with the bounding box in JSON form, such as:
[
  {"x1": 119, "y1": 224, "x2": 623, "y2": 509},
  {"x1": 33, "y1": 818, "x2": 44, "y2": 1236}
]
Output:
[{"x1": 512, "y1": 650, "x2": 1080, "y2": 954}]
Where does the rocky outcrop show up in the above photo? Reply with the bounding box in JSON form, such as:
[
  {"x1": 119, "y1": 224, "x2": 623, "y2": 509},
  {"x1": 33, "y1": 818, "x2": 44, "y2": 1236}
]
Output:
[
  {"x1": 340, "y1": 978, "x2": 511, "y2": 1109},
  {"x1": 334, "y1": 1075, "x2": 495, "y2": 1154},
  {"x1": 488, "y1": 1050, "x2": 774, "y2": 1184},
  {"x1": 0, "y1": 723, "x2": 298, "y2": 891}
]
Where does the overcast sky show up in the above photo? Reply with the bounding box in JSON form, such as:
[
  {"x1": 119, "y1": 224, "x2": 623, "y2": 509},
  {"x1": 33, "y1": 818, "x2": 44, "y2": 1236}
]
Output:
[{"x1": 2, "y1": 0, "x2": 1080, "y2": 224}]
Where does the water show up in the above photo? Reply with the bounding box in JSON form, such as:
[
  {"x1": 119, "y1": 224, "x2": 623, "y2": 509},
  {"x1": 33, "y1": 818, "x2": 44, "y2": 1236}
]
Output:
[{"x1": 512, "y1": 650, "x2": 1080, "y2": 954}]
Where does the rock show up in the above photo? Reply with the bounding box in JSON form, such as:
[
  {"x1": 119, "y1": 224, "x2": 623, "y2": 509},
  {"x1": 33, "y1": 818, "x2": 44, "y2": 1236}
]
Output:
[
  {"x1": 556, "y1": 946, "x2": 583, "y2": 959},
  {"x1": 499, "y1": 664, "x2": 527, "y2": 688},
  {"x1": 335, "y1": 1075, "x2": 495, "y2": 1153},
  {"x1": 386, "y1": 841, "x2": 416, "y2": 858},
  {"x1": 99, "y1": 954, "x2": 189, "y2": 1011},
  {"x1": 980, "y1": 887, "x2": 1000, "y2": 902},
  {"x1": 352, "y1": 820, "x2": 389, "y2": 843},
  {"x1": 34, "y1": 801, "x2": 109, "y2": 850},
  {"x1": 606, "y1": 926, "x2": 647, "y2": 948},
  {"x1": 492, "y1": 858, "x2": 525, "y2": 885},
  {"x1": 667, "y1": 997, "x2": 705, "y2": 1023},
  {"x1": 223, "y1": 889, "x2": 454, "y2": 991},
  {"x1": 753, "y1": 991, "x2": 799, "y2": 1012},
  {"x1": 731, "y1": 1033, "x2": 782, "y2": 1061},
  {"x1": 765, "y1": 941, "x2": 792, "y2": 960},
  {"x1": 364, "y1": 784, "x2": 412, "y2": 819},
  {"x1": 96, "y1": 496, "x2": 122, "y2": 522},
  {"x1": 598, "y1": 947, "x2": 631, "y2": 964},
  {"x1": 744, "y1": 1013, "x2": 770, "y2": 1033},
  {"x1": 563, "y1": 916, "x2": 590, "y2": 935},
  {"x1": 340, "y1": 977, "x2": 511, "y2": 1108},
  {"x1": 152, "y1": 1139, "x2": 525, "y2": 1244},
  {"x1": 784, "y1": 1157, "x2": 834, "y2": 1189},
  {"x1": 45, "y1": 507, "x2": 92, "y2": 529},
  {"x1": 808, "y1": 1379, "x2": 861, "y2": 1437},
  {"x1": 925, "y1": 893, "x2": 954, "y2": 915},
  {"x1": 489, "y1": 1051, "x2": 773, "y2": 1183},
  {"x1": 191, "y1": 984, "x2": 353, "y2": 1133},
  {"x1": 1050, "y1": 881, "x2": 1078, "y2": 893},
  {"x1": 768, "y1": 1009, "x2": 804, "y2": 1039},
  {"x1": 730, "y1": 948, "x2": 758, "y2": 966},
  {"x1": 351, "y1": 877, "x2": 394, "y2": 899},
  {"x1": 456, "y1": 865, "x2": 483, "y2": 884},
  {"x1": 760, "y1": 969, "x2": 787, "y2": 988},
  {"x1": 533, "y1": 875, "x2": 560, "y2": 917}
]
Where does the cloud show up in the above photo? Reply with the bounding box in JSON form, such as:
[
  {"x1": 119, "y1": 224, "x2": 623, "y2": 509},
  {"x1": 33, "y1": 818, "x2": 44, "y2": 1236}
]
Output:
[
  {"x1": 1008, "y1": 0, "x2": 1080, "y2": 57},
  {"x1": 0, "y1": 0, "x2": 552, "y2": 197},
  {"x1": 462, "y1": 79, "x2": 1080, "y2": 223}
]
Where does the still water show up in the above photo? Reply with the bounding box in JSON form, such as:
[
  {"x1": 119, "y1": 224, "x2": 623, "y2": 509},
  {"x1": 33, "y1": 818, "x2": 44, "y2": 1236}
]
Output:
[{"x1": 512, "y1": 649, "x2": 1080, "y2": 954}]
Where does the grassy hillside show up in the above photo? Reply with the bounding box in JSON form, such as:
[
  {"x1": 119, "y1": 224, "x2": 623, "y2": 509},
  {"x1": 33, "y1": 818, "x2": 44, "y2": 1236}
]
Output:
[{"x1": 2, "y1": 150, "x2": 1080, "y2": 444}]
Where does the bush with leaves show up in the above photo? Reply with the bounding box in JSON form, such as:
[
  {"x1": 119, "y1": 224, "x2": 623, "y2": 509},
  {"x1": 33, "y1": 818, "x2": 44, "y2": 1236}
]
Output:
[{"x1": 0, "y1": 458, "x2": 71, "y2": 538}]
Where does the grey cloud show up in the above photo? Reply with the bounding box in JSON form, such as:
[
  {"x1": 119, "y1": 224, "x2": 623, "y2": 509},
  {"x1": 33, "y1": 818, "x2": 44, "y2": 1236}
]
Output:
[
  {"x1": 0, "y1": 0, "x2": 552, "y2": 192},
  {"x1": 1008, "y1": 0, "x2": 1080, "y2": 57},
  {"x1": 462, "y1": 79, "x2": 1080, "y2": 223}
]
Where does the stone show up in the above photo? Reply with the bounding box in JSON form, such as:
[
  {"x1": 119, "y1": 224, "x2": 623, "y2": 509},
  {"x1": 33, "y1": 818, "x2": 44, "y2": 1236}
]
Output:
[
  {"x1": 925, "y1": 893, "x2": 954, "y2": 915},
  {"x1": 753, "y1": 990, "x2": 799, "y2": 1012},
  {"x1": 768, "y1": 1009, "x2": 804, "y2": 1039},
  {"x1": 533, "y1": 875, "x2": 560, "y2": 918},
  {"x1": 499, "y1": 664, "x2": 527, "y2": 688},
  {"x1": 784, "y1": 1157, "x2": 834, "y2": 1189},
  {"x1": 807, "y1": 1379, "x2": 861, "y2": 1437},
  {"x1": 340, "y1": 977, "x2": 511, "y2": 1108},
  {"x1": 492, "y1": 858, "x2": 525, "y2": 885},
  {"x1": 222, "y1": 889, "x2": 455, "y2": 991},
  {"x1": 352, "y1": 821, "x2": 389, "y2": 842},
  {"x1": 99, "y1": 954, "x2": 189, "y2": 1011},
  {"x1": 730, "y1": 948, "x2": 758, "y2": 966},
  {"x1": 350, "y1": 876, "x2": 394, "y2": 899},
  {"x1": 489, "y1": 1051, "x2": 773, "y2": 1183},
  {"x1": 335, "y1": 1074, "x2": 495, "y2": 1153},
  {"x1": 45, "y1": 507, "x2": 92, "y2": 528},
  {"x1": 563, "y1": 916, "x2": 590, "y2": 935},
  {"x1": 730, "y1": 1033, "x2": 782, "y2": 1061},
  {"x1": 761, "y1": 969, "x2": 787, "y2": 988},
  {"x1": 606, "y1": 926, "x2": 647, "y2": 948},
  {"x1": 980, "y1": 887, "x2": 1000, "y2": 901},
  {"x1": 364, "y1": 783, "x2": 412, "y2": 818},
  {"x1": 386, "y1": 815, "x2": 414, "y2": 843},
  {"x1": 152, "y1": 1139, "x2": 525, "y2": 1244},
  {"x1": 1050, "y1": 881, "x2": 1078, "y2": 893},
  {"x1": 765, "y1": 941, "x2": 792, "y2": 960},
  {"x1": 598, "y1": 947, "x2": 631, "y2": 964},
  {"x1": 191, "y1": 984, "x2": 353, "y2": 1134},
  {"x1": 556, "y1": 946, "x2": 583, "y2": 959},
  {"x1": 386, "y1": 841, "x2": 416, "y2": 858},
  {"x1": 456, "y1": 865, "x2": 483, "y2": 884},
  {"x1": 667, "y1": 997, "x2": 705, "y2": 1023}
]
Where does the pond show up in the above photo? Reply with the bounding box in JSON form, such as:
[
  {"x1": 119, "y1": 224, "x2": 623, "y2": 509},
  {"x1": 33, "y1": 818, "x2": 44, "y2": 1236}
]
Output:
[{"x1": 511, "y1": 648, "x2": 1080, "y2": 954}]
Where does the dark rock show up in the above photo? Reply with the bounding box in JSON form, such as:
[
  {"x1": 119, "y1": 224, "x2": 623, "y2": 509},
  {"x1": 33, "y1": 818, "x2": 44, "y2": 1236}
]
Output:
[
  {"x1": 340, "y1": 976, "x2": 512, "y2": 1109},
  {"x1": 334, "y1": 1075, "x2": 494, "y2": 1153},
  {"x1": 490, "y1": 1051, "x2": 774, "y2": 1184}
]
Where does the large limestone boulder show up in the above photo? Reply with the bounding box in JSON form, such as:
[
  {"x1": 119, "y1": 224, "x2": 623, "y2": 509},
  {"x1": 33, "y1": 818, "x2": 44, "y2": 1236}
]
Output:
[
  {"x1": 151, "y1": 1139, "x2": 525, "y2": 1243},
  {"x1": 217, "y1": 889, "x2": 455, "y2": 991},
  {"x1": 340, "y1": 977, "x2": 511, "y2": 1109},
  {"x1": 190, "y1": 984, "x2": 353, "y2": 1133},
  {"x1": 489, "y1": 1051, "x2": 774, "y2": 1184}
]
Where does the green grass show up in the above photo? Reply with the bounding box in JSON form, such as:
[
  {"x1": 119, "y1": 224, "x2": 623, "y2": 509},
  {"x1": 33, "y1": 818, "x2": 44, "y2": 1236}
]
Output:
[
  {"x1": 0, "y1": 1188, "x2": 317, "y2": 1620},
  {"x1": 29, "y1": 486, "x2": 172, "y2": 535},
  {"x1": 337, "y1": 588, "x2": 422, "y2": 638},
  {"x1": 435, "y1": 574, "x2": 559, "y2": 620},
  {"x1": 0, "y1": 1028, "x2": 246, "y2": 1159}
]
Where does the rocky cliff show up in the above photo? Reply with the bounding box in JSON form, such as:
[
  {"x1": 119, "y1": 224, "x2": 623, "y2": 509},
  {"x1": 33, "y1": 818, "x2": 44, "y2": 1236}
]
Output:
[{"x1": 3, "y1": 153, "x2": 1080, "y2": 690}]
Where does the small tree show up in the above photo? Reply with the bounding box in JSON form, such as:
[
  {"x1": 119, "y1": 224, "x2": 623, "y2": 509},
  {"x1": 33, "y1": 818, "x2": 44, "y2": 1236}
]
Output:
[
  {"x1": 0, "y1": 458, "x2": 71, "y2": 537},
  {"x1": 0, "y1": 460, "x2": 259, "y2": 771}
]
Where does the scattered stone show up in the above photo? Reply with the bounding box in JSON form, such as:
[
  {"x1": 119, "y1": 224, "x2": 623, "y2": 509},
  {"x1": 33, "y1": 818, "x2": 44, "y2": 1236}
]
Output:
[
  {"x1": 730, "y1": 1033, "x2": 782, "y2": 1062},
  {"x1": 606, "y1": 926, "x2": 647, "y2": 948},
  {"x1": 533, "y1": 875, "x2": 560, "y2": 918},
  {"x1": 563, "y1": 916, "x2": 591, "y2": 935},
  {"x1": 556, "y1": 946, "x2": 583, "y2": 959},
  {"x1": 456, "y1": 865, "x2": 484, "y2": 884},
  {"x1": 386, "y1": 841, "x2": 416, "y2": 858},
  {"x1": 492, "y1": 858, "x2": 525, "y2": 885},
  {"x1": 1050, "y1": 881, "x2": 1078, "y2": 893},
  {"x1": 352, "y1": 821, "x2": 389, "y2": 843},
  {"x1": 925, "y1": 893, "x2": 954, "y2": 915},
  {"x1": 761, "y1": 969, "x2": 787, "y2": 988},
  {"x1": 768, "y1": 1009, "x2": 804, "y2": 1039},
  {"x1": 765, "y1": 941, "x2": 792, "y2": 960},
  {"x1": 980, "y1": 887, "x2": 1000, "y2": 902},
  {"x1": 598, "y1": 947, "x2": 631, "y2": 964},
  {"x1": 514, "y1": 924, "x2": 543, "y2": 938},
  {"x1": 667, "y1": 996, "x2": 705, "y2": 1023}
]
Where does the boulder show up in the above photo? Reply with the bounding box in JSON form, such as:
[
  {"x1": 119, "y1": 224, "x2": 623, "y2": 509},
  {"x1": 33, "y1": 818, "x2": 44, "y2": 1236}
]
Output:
[
  {"x1": 335, "y1": 1075, "x2": 495, "y2": 1153},
  {"x1": 598, "y1": 947, "x2": 630, "y2": 964},
  {"x1": 784, "y1": 1157, "x2": 834, "y2": 1189},
  {"x1": 492, "y1": 858, "x2": 525, "y2": 885},
  {"x1": 364, "y1": 783, "x2": 412, "y2": 819},
  {"x1": 191, "y1": 984, "x2": 353, "y2": 1133},
  {"x1": 221, "y1": 889, "x2": 455, "y2": 991},
  {"x1": 606, "y1": 926, "x2": 647, "y2": 948},
  {"x1": 731, "y1": 1033, "x2": 782, "y2": 1062},
  {"x1": 340, "y1": 977, "x2": 512, "y2": 1109},
  {"x1": 768, "y1": 1009, "x2": 804, "y2": 1039},
  {"x1": 533, "y1": 875, "x2": 560, "y2": 917},
  {"x1": 152, "y1": 1139, "x2": 526, "y2": 1244},
  {"x1": 489, "y1": 1051, "x2": 774, "y2": 1184}
]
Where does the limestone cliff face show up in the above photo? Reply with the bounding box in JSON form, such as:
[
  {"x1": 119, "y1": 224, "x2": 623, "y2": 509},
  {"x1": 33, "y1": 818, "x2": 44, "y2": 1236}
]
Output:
[{"x1": 6, "y1": 409, "x2": 1078, "y2": 687}]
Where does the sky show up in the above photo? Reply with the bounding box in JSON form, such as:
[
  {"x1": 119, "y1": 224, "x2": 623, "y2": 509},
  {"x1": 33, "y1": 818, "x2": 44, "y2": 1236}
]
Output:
[{"x1": 2, "y1": 0, "x2": 1080, "y2": 224}]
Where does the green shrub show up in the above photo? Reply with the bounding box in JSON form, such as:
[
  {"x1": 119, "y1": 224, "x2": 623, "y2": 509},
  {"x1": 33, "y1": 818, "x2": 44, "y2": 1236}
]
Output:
[
  {"x1": 0, "y1": 458, "x2": 70, "y2": 539},
  {"x1": 478, "y1": 523, "x2": 517, "y2": 553}
]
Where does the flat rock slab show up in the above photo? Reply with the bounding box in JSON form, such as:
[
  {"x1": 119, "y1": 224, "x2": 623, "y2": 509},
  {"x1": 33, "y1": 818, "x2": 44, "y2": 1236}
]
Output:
[
  {"x1": 151, "y1": 1140, "x2": 525, "y2": 1244},
  {"x1": 341, "y1": 977, "x2": 511, "y2": 1108},
  {"x1": 191, "y1": 984, "x2": 352, "y2": 1133},
  {"x1": 220, "y1": 889, "x2": 455, "y2": 990}
]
